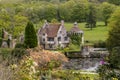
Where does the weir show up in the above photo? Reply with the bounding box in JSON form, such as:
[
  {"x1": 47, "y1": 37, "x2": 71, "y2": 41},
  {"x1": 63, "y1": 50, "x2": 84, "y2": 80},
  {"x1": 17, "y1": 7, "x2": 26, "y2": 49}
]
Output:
[{"x1": 63, "y1": 48, "x2": 109, "y2": 71}]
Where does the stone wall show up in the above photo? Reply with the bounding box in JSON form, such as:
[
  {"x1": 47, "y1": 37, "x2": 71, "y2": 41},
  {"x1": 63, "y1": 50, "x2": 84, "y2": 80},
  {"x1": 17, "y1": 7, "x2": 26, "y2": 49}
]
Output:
[{"x1": 64, "y1": 48, "x2": 109, "y2": 58}]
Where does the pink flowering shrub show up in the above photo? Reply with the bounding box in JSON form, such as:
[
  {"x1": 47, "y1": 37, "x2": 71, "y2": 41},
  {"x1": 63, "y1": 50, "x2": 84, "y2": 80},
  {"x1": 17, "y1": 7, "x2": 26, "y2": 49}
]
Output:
[{"x1": 29, "y1": 50, "x2": 68, "y2": 69}]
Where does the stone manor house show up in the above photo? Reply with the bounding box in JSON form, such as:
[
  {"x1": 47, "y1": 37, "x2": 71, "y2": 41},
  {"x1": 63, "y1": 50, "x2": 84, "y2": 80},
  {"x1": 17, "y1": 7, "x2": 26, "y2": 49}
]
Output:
[{"x1": 38, "y1": 20, "x2": 84, "y2": 49}]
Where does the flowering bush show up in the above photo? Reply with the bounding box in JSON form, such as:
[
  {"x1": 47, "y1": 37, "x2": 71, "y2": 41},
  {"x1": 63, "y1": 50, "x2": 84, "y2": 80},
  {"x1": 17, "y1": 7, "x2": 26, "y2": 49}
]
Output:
[
  {"x1": 29, "y1": 50, "x2": 68, "y2": 69},
  {"x1": 7, "y1": 56, "x2": 40, "y2": 80},
  {"x1": 98, "y1": 65, "x2": 120, "y2": 80}
]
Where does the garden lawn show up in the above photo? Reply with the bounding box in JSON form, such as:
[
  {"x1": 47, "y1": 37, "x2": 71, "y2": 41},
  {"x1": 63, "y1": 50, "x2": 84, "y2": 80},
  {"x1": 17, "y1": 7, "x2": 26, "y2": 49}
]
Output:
[
  {"x1": 64, "y1": 22, "x2": 108, "y2": 45},
  {"x1": 51, "y1": 70, "x2": 99, "y2": 80}
]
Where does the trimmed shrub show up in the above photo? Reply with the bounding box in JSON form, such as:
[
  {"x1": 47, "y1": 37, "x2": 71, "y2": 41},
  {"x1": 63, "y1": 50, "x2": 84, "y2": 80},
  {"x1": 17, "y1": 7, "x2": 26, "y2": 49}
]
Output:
[
  {"x1": 15, "y1": 43, "x2": 26, "y2": 48},
  {"x1": 0, "y1": 48, "x2": 12, "y2": 60},
  {"x1": 94, "y1": 41, "x2": 106, "y2": 48},
  {"x1": 47, "y1": 60, "x2": 61, "y2": 70},
  {"x1": 11, "y1": 48, "x2": 27, "y2": 59},
  {"x1": 98, "y1": 65, "x2": 120, "y2": 80}
]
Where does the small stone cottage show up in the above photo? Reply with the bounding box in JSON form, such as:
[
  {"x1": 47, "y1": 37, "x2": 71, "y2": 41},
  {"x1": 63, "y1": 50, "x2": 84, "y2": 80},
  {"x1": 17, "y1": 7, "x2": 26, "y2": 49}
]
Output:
[{"x1": 38, "y1": 20, "x2": 69, "y2": 49}]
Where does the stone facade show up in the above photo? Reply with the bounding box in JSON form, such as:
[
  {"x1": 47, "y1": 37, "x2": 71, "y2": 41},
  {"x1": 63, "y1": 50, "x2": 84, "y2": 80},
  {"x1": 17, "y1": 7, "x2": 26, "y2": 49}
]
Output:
[
  {"x1": 38, "y1": 20, "x2": 69, "y2": 49},
  {"x1": 1, "y1": 29, "x2": 16, "y2": 48},
  {"x1": 38, "y1": 21, "x2": 84, "y2": 50},
  {"x1": 69, "y1": 22, "x2": 84, "y2": 45}
]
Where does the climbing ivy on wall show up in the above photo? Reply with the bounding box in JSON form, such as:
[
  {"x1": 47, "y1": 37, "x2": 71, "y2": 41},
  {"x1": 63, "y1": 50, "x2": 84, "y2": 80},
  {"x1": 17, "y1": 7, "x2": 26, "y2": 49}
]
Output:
[{"x1": 69, "y1": 34, "x2": 82, "y2": 46}]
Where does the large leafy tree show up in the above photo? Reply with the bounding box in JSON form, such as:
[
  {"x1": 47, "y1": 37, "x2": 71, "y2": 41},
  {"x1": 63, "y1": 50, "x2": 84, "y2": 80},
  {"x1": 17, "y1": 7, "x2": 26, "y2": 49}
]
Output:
[
  {"x1": 108, "y1": 0, "x2": 120, "y2": 5},
  {"x1": 0, "y1": 8, "x2": 28, "y2": 38},
  {"x1": 59, "y1": 0, "x2": 75, "y2": 21},
  {"x1": 24, "y1": 21, "x2": 38, "y2": 48},
  {"x1": 98, "y1": 7, "x2": 120, "y2": 80},
  {"x1": 107, "y1": 7, "x2": 120, "y2": 50},
  {"x1": 71, "y1": 3, "x2": 87, "y2": 22},
  {"x1": 86, "y1": 4, "x2": 97, "y2": 30},
  {"x1": 101, "y1": 2, "x2": 115, "y2": 26}
]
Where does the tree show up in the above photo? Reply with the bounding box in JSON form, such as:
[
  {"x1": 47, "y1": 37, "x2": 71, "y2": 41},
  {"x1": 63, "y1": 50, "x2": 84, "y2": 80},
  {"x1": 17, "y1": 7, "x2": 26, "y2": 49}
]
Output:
[
  {"x1": 109, "y1": 47, "x2": 120, "y2": 69},
  {"x1": 101, "y1": 2, "x2": 115, "y2": 26},
  {"x1": 108, "y1": 0, "x2": 120, "y2": 5},
  {"x1": 101, "y1": 8, "x2": 120, "y2": 80},
  {"x1": 0, "y1": 7, "x2": 28, "y2": 38},
  {"x1": 24, "y1": 21, "x2": 38, "y2": 48},
  {"x1": 107, "y1": 7, "x2": 120, "y2": 50},
  {"x1": 59, "y1": 0, "x2": 75, "y2": 21},
  {"x1": 86, "y1": 4, "x2": 97, "y2": 30},
  {"x1": 71, "y1": 3, "x2": 87, "y2": 22}
]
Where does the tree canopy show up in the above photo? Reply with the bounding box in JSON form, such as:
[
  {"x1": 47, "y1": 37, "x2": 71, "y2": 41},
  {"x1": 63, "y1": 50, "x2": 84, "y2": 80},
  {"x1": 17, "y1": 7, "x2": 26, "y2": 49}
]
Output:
[
  {"x1": 107, "y1": 0, "x2": 120, "y2": 5},
  {"x1": 101, "y1": 2, "x2": 115, "y2": 26},
  {"x1": 107, "y1": 7, "x2": 120, "y2": 50},
  {"x1": 0, "y1": 0, "x2": 117, "y2": 38}
]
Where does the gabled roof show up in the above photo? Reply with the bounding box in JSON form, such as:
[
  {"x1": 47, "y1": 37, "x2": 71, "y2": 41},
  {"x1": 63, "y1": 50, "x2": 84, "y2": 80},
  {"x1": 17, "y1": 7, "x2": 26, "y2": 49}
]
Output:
[
  {"x1": 70, "y1": 26, "x2": 81, "y2": 32},
  {"x1": 70, "y1": 22, "x2": 83, "y2": 33},
  {"x1": 46, "y1": 24, "x2": 61, "y2": 37},
  {"x1": 38, "y1": 23, "x2": 61, "y2": 37}
]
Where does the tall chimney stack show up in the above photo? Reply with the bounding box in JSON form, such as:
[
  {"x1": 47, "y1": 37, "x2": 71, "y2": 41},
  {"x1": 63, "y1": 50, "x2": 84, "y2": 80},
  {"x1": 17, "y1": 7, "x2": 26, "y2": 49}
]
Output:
[
  {"x1": 61, "y1": 20, "x2": 64, "y2": 26},
  {"x1": 74, "y1": 22, "x2": 78, "y2": 27}
]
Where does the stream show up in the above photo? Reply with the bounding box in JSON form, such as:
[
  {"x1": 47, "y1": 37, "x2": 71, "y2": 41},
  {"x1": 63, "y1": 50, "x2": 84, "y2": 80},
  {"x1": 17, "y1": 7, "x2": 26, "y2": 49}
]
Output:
[
  {"x1": 62, "y1": 48, "x2": 109, "y2": 72},
  {"x1": 62, "y1": 58, "x2": 102, "y2": 72}
]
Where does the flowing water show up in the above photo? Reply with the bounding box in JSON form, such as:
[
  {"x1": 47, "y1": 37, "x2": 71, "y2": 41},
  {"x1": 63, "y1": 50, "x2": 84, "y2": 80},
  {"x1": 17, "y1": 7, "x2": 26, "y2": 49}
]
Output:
[
  {"x1": 62, "y1": 58, "x2": 102, "y2": 72},
  {"x1": 62, "y1": 48, "x2": 109, "y2": 71}
]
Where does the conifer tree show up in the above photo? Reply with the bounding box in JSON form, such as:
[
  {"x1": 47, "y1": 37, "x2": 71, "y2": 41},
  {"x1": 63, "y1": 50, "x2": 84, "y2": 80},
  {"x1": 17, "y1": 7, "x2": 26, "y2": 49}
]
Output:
[{"x1": 24, "y1": 21, "x2": 38, "y2": 48}]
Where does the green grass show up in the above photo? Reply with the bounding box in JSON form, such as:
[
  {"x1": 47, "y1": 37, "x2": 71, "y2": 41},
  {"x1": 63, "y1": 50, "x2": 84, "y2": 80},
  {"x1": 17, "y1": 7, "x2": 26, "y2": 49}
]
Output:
[
  {"x1": 64, "y1": 22, "x2": 108, "y2": 45},
  {"x1": 0, "y1": 48, "x2": 13, "y2": 59},
  {"x1": 51, "y1": 70, "x2": 99, "y2": 80}
]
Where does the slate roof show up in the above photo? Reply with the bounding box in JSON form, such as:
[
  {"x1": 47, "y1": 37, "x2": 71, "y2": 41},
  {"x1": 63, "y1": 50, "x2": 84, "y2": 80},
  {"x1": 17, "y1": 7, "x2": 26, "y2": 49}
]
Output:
[
  {"x1": 38, "y1": 23, "x2": 61, "y2": 37},
  {"x1": 70, "y1": 26, "x2": 81, "y2": 32}
]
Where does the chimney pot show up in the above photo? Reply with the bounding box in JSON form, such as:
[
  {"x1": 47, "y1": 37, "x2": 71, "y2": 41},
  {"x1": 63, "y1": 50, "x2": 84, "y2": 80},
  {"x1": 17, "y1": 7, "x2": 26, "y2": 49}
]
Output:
[
  {"x1": 61, "y1": 20, "x2": 64, "y2": 25},
  {"x1": 74, "y1": 22, "x2": 78, "y2": 27}
]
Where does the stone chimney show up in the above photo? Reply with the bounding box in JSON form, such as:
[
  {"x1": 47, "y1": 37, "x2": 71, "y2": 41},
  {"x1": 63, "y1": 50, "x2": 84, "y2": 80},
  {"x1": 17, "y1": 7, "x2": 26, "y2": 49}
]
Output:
[
  {"x1": 44, "y1": 20, "x2": 48, "y2": 25},
  {"x1": 43, "y1": 20, "x2": 48, "y2": 28},
  {"x1": 74, "y1": 22, "x2": 78, "y2": 27},
  {"x1": 8, "y1": 34, "x2": 12, "y2": 40},
  {"x1": 61, "y1": 20, "x2": 64, "y2": 26},
  {"x1": 44, "y1": 20, "x2": 47, "y2": 23}
]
